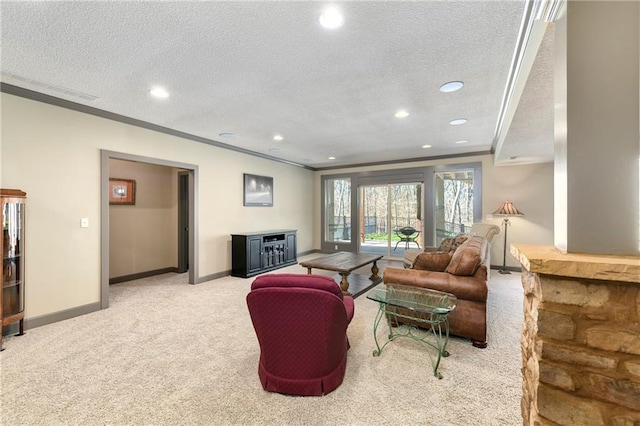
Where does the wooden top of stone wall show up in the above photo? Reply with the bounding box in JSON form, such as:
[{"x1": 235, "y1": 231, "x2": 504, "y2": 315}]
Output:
[{"x1": 511, "y1": 244, "x2": 640, "y2": 284}]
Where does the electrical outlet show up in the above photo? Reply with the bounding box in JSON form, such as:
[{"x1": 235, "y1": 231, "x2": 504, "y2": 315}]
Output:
[
  {"x1": 81, "y1": 218, "x2": 89, "y2": 228},
  {"x1": 334, "y1": 245, "x2": 338, "y2": 250},
  {"x1": 486, "y1": 214, "x2": 493, "y2": 221}
]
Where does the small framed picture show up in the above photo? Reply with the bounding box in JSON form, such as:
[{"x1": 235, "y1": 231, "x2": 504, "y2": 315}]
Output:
[
  {"x1": 243, "y1": 173, "x2": 273, "y2": 207},
  {"x1": 109, "y1": 178, "x2": 136, "y2": 205}
]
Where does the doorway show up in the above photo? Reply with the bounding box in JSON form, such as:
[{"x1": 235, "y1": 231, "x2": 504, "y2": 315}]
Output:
[{"x1": 100, "y1": 150, "x2": 199, "y2": 309}]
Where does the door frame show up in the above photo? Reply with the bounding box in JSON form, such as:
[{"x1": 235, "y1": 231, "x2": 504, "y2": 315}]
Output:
[{"x1": 100, "y1": 150, "x2": 199, "y2": 309}]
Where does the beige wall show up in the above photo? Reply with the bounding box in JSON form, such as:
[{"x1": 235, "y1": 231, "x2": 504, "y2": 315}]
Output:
[
  {"x1": 1, "y1": 91, "x2": 554, "y2": 322},
  {"x1": 1, "y1": 93, "x2": 316, "y2": 319},
  {"x1": 483, "y1": 159, "x2": 554, "y2": 268},
  {"x1": 108, "y1": 159, "x2": 178, "y2": 278},
  {"x1": 315, "y1": 156, "x2": 555, "y2": 269}
]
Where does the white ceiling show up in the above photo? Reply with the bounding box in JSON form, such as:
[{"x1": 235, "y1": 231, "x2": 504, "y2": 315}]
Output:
[{"x1": 0, "y1": 1, "x2": 554, "y2": 170}]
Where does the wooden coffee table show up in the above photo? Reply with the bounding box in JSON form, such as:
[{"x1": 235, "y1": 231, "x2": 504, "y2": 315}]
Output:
[{"x1": 300, "y1": 252, "x2": 383, "y2": 297}]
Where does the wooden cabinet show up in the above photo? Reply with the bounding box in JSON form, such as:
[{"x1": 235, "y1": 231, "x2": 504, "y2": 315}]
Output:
[
  {"x1": 231, "y1": 230, "x2": 297, "y2": 278},
  {"x1": 285, "y1": 232, "x2": 297, "y2": 263},
  {"x1": 1, "y1": 189, "x2": 26, "y2": 350}
]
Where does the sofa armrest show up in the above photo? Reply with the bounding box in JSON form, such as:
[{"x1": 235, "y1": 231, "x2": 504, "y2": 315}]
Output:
[{"x1": 470, "y1": 223, "x2": 500, "y2": 243}]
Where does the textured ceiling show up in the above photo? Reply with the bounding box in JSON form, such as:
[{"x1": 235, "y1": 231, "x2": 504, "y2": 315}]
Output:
[
  {"x1": 0, "y1": 1, "x2": 554, "y2": 169},
  {"x1": 499, "y1": 25, "x2": 555, "y2": 164}
]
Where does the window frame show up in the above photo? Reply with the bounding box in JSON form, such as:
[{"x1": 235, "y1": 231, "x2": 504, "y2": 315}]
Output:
[{"x1": 320, "y1": 162, "x2": 482, "y2": 253}]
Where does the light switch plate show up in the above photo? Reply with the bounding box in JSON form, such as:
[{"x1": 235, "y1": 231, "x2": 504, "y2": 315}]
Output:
[{"x1": 81, "y1": 218, "x2": 89, "y2": 228}]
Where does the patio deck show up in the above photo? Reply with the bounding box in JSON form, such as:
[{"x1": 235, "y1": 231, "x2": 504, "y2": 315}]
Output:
[{"x1": 359, "y1": 239, "x2": 421, "y2": 259}]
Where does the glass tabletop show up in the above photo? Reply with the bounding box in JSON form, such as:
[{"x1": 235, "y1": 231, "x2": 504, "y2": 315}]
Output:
[{"x1": 367, "y1": 284, "x2": 457, "y2": 315}]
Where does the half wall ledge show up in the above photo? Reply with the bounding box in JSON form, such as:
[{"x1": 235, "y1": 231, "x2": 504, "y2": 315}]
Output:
[
  {"x1": 510, "y1": 243, "x2": 640, "y2": 284},
  {"x1": 511, "y1": 243, "x2": 640, "y2": 425}
]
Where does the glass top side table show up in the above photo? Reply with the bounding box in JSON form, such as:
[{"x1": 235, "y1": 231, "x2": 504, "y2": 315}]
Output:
[{"x1": 366, "y1": 284, "x2": 457, "y2": 379}]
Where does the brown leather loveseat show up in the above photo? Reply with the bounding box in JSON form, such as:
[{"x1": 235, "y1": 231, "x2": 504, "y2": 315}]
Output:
[{"x1": 383, "y1": 234, "x2": 490, "y2": 348}]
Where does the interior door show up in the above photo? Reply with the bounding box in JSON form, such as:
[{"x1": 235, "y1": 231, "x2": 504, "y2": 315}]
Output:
[{"x1": 177, "y1": 172, "x2": 189, "y2": 273}]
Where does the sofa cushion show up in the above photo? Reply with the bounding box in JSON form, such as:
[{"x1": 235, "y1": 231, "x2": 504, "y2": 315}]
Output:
[
  {"x1": 412, "y1": 251, "x2": 452, "y2": 272},
  {"x1": 438, "y1": 233, "x2": 469, "y2": 253},
  {"x1": 445, "y1": 236, "x2": 485, "y2": 276}
]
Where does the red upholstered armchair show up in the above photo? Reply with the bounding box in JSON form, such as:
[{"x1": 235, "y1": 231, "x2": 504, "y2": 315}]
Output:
[{"x1": 246, "y1": 274, "x2": 355, "y2": 396}]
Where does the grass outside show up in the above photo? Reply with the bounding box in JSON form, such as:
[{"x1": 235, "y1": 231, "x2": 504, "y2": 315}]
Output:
[{"x1": 365, "y1": 232, "x2": 401, "y2": 242}]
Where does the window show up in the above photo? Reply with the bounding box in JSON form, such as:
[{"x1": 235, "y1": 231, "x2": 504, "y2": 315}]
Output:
[
  {"x1": 434, "y1": 170, "x2": 475, "y2": 243},
  {"x1": 324, "y1": 177, "x2": 351, "y2": 243}
]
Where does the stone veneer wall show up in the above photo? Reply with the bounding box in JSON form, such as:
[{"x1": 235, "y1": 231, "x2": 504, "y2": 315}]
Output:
[
  {"x1": 521, "y1": 272, "x2": 640, "y2": 426},
  {"x1": 518, "y1": 258, "x2": 640, "y2": 425}
]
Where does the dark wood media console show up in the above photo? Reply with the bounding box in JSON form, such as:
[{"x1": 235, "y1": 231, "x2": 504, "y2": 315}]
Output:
[{"x1": 231, "y1": 230, "x2": 297, "y2": 278}]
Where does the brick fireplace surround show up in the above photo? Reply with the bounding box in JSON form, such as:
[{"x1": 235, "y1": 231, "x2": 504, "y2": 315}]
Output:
[{"x1": 512, "y1": 244, "x2": 640, "y2": 425}]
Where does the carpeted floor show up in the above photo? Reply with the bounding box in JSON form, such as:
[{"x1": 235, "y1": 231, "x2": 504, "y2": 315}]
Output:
[{"x1": 1, "y1": 257, "x2": 524, "y2": 425}]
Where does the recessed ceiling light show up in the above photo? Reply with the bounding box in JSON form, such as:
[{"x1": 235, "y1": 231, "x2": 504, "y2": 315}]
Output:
[
  {"x1": 273, "y1": 134, "x2": 284, "y2": 141},
  {"x1": 439, "y1": 81, "x2": 464, "y2": 93},
  {"x1": 422, "y1": 144, "x2": 432, "y2": 149},
  {"x1": 149, "y1": 86, "x2": 169, "y2": 98},
  {"x1": 450, "y1": 118, "x2": 467, "y2": 125},
  {"x1": 319, "y1": 7, "x2": 344, "y2": 29},
  {"x1": 328, "y1": 156, "x2": 336, "y2": 160},
  {"x1": 218, "y1": 132, "x2": 237, "y2": 138},
  {"x1": 394, "y1": 110, "x2": 409, "y2": 118},
  {"x1": 455, "y1": 140, "x2": 469, "y2": 144}
]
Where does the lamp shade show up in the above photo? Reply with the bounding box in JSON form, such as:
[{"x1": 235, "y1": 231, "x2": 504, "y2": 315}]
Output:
[{"x1": 492, "y1": 201, "x2": 524, "y2": 216}]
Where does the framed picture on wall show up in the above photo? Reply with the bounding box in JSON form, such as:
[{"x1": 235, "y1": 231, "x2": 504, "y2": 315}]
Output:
[
  {"x1": 243, "y1": 173, "x2": 273, "y2": 207},
  {"x1": 109, "y1": 178, "x2": 136, "y2": 205}
]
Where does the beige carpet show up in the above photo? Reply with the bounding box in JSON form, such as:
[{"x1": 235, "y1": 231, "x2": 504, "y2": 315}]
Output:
[{"x1": 1, "y1": 257, "x2": 524, "y2": 425}]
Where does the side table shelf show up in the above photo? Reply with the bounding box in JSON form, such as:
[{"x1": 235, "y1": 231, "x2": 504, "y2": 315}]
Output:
[{"x1": 366, "y1": 284, "x2": 457, "y2": 379}]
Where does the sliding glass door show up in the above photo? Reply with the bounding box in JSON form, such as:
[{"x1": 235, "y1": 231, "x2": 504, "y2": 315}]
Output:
[
  {"x1": 359, "y1": 183, "x2": 422, "y2": 259},
  {"x1": 320, "y1": 162, "x2": 481, "y2": 254}
]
